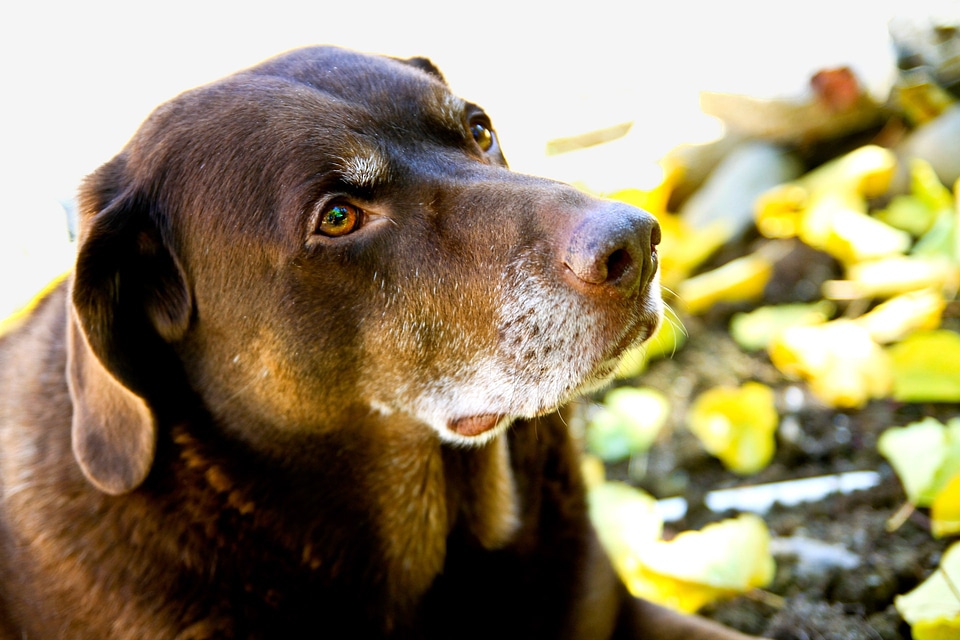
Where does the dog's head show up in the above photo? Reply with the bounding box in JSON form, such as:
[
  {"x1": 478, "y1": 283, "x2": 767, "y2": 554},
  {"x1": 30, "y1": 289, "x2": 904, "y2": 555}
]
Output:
[{"x1": 66, "y1": 46, "x2": 662, "y2": 494}]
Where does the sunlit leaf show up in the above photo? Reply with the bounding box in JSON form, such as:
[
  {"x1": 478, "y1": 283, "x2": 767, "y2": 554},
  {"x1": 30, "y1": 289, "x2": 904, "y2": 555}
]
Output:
[
  {"x1": 608, "y1": 183, "x2": 672, "y2": 218},
  {"x1": 932, "y1": 473, "x2": 960, "y2": 538},
  {"x1": 823, "y1": 256, "x2": 958, "y2": 300},
  {"x1": 797, "y1": 189, "x2": 910, "y2": 265},
  {"x1": 678, "y1": 251, "x2": 774, "y2": 315},
  {"x1": 586, "y1": 388, "x2": 670, "y2": 463},
  {"x1": 656, "y1": 212, "x2": 731, "y2": 290},
  {"x1": 878, "y1": 417, "x2": 960, "y2": 507},
  {"x1": 588, "y1": 481, "x2": 775, "y2": 614},
  {"x1": 910, "y1": 158, "x2": 958, "y2": 261},
  {"x1": 755, "y1": 184, "x2": 807, "y2": 239},
  {"x1": 769, "y1": 320, "x2": 892, "y2": 408},
  {"x1": 623, "y1": 514, "x2": 776, "y2": 613},
  {"x1": 729, "y1": 301, "x2": 834, "y2": 352},
  {"x1": 855, "y1": 289, "x2": 945, "y2": 344},
  {"x1": 895, "y1": 541, "x2": 960, "y2": 639},
  {"x1": 888, "y1": 330, "x2": 960, "y2": 403},
  {"x1": 877, "y1": 193, "x2": 940, "y2": 236},
  {"x1": 687, "y1": 382, "x2": 778, "y2": 475},
  {"x1": 912, "y1": 157, "x2": 955, "y2": 213},
  {"x1": 588, "y1": 481, "x2": 663, "y2": 567},
  {"x1": 580, "y1": 454, "x2": 607, "y2": 489}
]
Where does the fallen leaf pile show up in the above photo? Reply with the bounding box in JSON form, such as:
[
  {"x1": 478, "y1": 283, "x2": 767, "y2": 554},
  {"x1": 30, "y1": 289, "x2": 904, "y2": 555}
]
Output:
[{"x1": 577, "y1": 19, "x2": 960, "y2": 623}]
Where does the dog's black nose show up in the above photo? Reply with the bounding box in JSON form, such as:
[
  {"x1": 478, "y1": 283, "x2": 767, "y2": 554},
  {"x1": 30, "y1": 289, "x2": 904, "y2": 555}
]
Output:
[{"x1": 562, "y1": 204, "x2": 660, "y2": 295}]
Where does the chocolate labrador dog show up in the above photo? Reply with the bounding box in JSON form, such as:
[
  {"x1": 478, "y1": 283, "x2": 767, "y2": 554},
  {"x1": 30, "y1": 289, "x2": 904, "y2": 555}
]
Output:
[{"x1": 0, "y1": 47, "x2": 755, "y2": 639}]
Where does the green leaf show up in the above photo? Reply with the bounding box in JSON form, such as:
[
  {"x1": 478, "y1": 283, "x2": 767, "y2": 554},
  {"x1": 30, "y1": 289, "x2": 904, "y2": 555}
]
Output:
[
  {"x1": 878, "y1": 417, "x2": 960, "y2": 507},
  {"x1": 896, "y1": 541, "x2": 960, "y2": 638},
  {"x1": 586, "y1": 388, "x2": 670, "y2": 463}
]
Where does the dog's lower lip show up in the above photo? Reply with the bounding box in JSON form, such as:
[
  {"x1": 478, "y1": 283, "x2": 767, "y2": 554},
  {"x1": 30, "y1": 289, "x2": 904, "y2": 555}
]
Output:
[{"x1": 449, "y1": 414, "x2": 504, "y2": 437}]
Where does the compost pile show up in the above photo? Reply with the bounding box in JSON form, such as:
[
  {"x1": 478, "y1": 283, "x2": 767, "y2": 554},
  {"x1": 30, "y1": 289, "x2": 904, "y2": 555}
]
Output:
[{"x1": 578, "y1": 20, "x2": 960, "y2": 639}]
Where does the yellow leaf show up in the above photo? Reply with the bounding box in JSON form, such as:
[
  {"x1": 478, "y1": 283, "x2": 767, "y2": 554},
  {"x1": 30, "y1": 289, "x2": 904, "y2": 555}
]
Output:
[
  {"x1": 798, "y1": 191, "x2": 912, "y2": 265},
  {"x1": 655, "y1": 211, "x2": 730, "y2": 290},
  {"x1": 588, "y1": 483, "x2": 775, "y2": 614},
  {"x1": 678, "y1": 251, "x2": 773, "y2": 315},
  {"x1": 755, "y1": 184, "x2": 807, "y2": 238},
  {"x1": 729, "y1": 301, "x2": 834, "y2": 352},
  {"x1": 687, "y1": 382, "x2": 778, "y2": 475},
  {"x1": 932, "y1": 473, "x2": 960, "y2": 538},
  {"x1": 855, "y1": 289, "x2": 945, "y2": 344},
  {"x1": 888, "y1": 330, "x2": 960, "y2": 403},
  {"x1": 877, "y1": 193, "x2": 940, "y2": 236},
  {"x1": 878, "y1": 417, "x2": 960, "y2": 507},
  {"x1": 0, "y1": 272, "x2": 70, "y2": 339},
  {"x1": 769, "y1": 320, "x2": 892, "y2": 408},
  {"x1": 895, "y1": 541, "x2": 960, "y2": 638},
  {"x1": 824, "y1": 256, "x2": 959, "y2": 300},
  {"x1": 587, "y1": 481, "x2": 663, "y2": 570},
  {"x1": 625, "y1": 514, "x2": 776, "y2": 613},
  {"x1": 912, "y1": 617, "x2": 960, "y2": 640},
  {"x1": 797, "y1": 144, "x2": 897, "y2": 198},
  {"x1": 755, "y1": 145, "x2": 897, "y2": 242}
]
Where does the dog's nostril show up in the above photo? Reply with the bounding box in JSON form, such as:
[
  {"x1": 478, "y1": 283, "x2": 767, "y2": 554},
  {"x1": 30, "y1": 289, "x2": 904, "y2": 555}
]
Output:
[{"x1": 605, "y1": 248, "x2": 633, "y2": 284}]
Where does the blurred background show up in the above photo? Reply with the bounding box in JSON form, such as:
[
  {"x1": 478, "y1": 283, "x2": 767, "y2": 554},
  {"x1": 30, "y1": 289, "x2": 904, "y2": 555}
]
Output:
[{"x1": 0, "y1": 0, "x2": 953, "y2": 315}]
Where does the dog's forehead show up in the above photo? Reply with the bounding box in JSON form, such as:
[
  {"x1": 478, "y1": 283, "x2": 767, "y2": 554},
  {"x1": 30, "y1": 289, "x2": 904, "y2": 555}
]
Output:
[{"x1": 244, "y1": 46, "x2": 466, "y2": 130}]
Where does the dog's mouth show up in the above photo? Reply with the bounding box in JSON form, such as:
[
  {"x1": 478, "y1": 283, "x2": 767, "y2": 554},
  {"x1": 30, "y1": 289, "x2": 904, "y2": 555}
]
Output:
[{"x1": 448, "y1": 414, "x2": 507, "y2": 437}]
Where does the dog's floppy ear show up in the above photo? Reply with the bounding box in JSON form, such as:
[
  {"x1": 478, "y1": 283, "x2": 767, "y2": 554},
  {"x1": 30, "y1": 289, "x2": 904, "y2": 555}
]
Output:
[{"x1": 68, "y1": 156, "x2": 192, "y2": 495}]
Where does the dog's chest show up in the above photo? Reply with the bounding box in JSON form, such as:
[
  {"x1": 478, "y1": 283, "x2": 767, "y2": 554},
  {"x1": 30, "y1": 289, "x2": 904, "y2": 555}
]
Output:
[{"x1": 157, "y1": 421, "x2": 521, "y2": 632}]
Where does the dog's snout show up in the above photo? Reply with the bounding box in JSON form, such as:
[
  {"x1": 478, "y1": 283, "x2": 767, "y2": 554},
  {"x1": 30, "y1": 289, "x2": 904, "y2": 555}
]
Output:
[{"x1": 562, "y1": 204, "x2": 660, "y2": 295}]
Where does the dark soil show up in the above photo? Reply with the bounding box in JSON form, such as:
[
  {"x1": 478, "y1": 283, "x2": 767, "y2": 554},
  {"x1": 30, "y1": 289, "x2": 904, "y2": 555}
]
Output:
[{"x1": 601, "y1": 237, "x2": 957, "y2": 639}]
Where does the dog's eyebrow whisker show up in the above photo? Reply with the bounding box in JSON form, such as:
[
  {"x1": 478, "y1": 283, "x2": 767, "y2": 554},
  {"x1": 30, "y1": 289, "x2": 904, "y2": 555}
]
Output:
[{"x1": 334, "y1": 151, "x2": 391, "y2": 191}]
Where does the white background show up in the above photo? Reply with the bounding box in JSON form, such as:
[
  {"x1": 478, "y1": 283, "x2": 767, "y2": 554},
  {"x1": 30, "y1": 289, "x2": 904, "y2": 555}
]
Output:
[{"x1": 0, "y1": 0, "x2": 956, "y2": 315}]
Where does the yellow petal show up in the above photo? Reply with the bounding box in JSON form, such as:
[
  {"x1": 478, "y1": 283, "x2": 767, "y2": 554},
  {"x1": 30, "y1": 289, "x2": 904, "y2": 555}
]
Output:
[{"x1": 688, "y1": 382, "x2": 778, "y2": 475}]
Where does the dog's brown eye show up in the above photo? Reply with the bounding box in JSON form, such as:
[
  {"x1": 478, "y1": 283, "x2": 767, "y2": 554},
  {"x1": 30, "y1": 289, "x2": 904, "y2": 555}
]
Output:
[
  {"x1": 317, "y1": 203, "x2": 362, "y2": 237},
  {"x1": 470, "y1": 121, "x2": 494, "y2": 152}
]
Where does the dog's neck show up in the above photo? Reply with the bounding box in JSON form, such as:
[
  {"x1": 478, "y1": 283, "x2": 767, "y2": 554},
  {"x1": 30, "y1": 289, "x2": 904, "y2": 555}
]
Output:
[{"x1": 163, "y1": 412, "x2": 520, "y2": 619}]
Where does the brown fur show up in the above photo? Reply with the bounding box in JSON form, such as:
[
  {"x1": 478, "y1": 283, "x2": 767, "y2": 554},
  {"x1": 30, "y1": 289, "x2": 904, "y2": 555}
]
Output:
[{"x1": 0, "y1": 47, "x2": 756, "y2": 639}]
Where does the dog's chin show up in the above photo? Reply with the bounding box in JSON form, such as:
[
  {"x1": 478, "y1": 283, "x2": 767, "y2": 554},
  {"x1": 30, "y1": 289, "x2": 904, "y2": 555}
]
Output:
[{"x1": 431, "y1": 363, "x2": 624, "y2": 448}]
